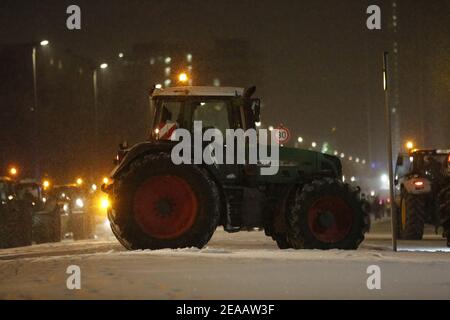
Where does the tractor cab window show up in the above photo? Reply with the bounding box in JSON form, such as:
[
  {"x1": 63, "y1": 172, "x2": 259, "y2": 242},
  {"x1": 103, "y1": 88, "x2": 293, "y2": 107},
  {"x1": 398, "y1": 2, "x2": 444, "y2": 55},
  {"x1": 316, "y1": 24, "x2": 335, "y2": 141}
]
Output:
[
  {"x1": 414, "y1": 154, "x2": 448, "y2": 177},
  {"x1": 16, "y1": 184, "x2": 40, "y2": 202},
  {"x1": 0, "y1": 181, "x2": 13, "y2": 202},
  {"x1": 153, "y1": 97, "x2": 238, "y2": 140},
  {"x1": 192, "y1": 100, "x2": 231, "y2": 134},
  {"x1": 154, "y1": 101, "x2": 183, "y2": 140},
  {"x1": 395, "y1": 155, "x2": 412, "y2": 178}
]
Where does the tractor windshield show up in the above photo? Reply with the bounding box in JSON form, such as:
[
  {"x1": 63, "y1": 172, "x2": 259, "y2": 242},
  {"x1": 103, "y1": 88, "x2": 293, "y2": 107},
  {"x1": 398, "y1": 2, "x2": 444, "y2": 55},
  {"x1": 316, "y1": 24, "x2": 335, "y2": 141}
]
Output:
[
  {"x1": 412, "y1": 153, "x2": 449, "y2": 177},
  {"x1": 152, "y1": 97, "x2": 242, "y2": 140}
]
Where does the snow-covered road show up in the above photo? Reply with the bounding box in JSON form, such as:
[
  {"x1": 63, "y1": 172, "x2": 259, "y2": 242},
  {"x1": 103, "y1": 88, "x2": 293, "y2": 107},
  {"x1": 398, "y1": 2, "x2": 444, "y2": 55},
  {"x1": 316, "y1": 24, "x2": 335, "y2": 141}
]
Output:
[{"x1": 0, "y1": 221, "x2": 449, "y2": 299}]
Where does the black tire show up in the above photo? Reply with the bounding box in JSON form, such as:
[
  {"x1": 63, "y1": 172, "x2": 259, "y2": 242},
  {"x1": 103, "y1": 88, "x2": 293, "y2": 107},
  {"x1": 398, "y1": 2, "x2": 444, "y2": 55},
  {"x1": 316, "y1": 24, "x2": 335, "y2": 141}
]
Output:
[
  {"x1": 438, "y1": 185, "x2": 450, "y2": 245},
  {"x1": 263, "y1": 185, "x2": 295, "y2": 249},
  {"x1": 287, "y1": 178, "x2": 368, "y2": 250},
  {"x1": 71, "y1": 214, "x2": 94, "y2": 240},
  {"x1": 110, "y1": 153, "x2": 221, "y2": 250},
  {"x1": 0, "y1": 202, "x2": 33, "y2": 248},
  {"x1": 16, "y1": 202, "x2": 33, "y2": 247},
  {"x1": 0, "y1": 205, "x2": 17, "y2": 248},
  {"x1": 273, "y1": 235, "x2": 292, "y2": 249},
  {"x1": 397, "y1": 193, "x2": 425, "y2": 240},
  {"x1": 33, "y1": 208, "x2": 61, "y2": 244}
]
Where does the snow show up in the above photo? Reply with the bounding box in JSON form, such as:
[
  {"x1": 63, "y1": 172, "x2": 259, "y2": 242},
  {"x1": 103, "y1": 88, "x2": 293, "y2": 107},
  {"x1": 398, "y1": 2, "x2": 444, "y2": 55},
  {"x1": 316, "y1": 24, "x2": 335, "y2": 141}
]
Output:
[{"x1": 0, "y1": 220, "x2": 449, "y2": 299}]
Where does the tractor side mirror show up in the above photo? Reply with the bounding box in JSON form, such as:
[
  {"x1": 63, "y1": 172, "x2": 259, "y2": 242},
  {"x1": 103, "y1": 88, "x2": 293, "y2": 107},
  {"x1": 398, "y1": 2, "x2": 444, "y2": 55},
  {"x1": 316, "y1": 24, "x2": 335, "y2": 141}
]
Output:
[
  {"x1": 396, "y1": 155, "x2": 404, "y2": 166},
  {"x1": 119, "y1": 141, "x2": 129, "y2": 150},
  {"x1": 251, "y1": 99, "x2": 261, "y2": 123}
]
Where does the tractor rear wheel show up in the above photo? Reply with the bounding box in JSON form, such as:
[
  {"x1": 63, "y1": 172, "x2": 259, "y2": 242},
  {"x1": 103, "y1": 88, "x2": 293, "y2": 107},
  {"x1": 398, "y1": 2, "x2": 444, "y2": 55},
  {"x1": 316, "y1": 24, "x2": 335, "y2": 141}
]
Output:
[
  {"x1": 438, "y1": 185, "x2": 450, "y2": 246},
  {"x1": 110, "y1": 153, "x2": 221, "y2": 250},
  {"x1": 287, "y1": 178, "x2": 368, "y2": 250},
  {"x1": 397, "y1": 193, "x2": 425, "y2": 240}
]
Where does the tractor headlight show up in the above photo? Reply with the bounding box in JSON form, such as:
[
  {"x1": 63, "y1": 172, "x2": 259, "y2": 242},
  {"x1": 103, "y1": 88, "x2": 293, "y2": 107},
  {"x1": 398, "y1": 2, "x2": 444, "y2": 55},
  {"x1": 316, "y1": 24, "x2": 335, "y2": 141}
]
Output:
[
  {"x1": 100, "y1": 197, "x2": 110, "y2": 210},
  {"x1": 75, "y1": 198, "x2": 84, "y2": 208}
]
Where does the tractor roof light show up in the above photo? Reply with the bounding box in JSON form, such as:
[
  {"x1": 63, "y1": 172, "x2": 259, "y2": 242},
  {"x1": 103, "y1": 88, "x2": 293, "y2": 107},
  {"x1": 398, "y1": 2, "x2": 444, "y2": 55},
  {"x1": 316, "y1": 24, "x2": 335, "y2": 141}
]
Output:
[
  {"x1": 178, "y1": 72, "x2": 188, "y2": 83},
  {"x1": 406, "y1": 141, "x2": 414, "y2": 150}
]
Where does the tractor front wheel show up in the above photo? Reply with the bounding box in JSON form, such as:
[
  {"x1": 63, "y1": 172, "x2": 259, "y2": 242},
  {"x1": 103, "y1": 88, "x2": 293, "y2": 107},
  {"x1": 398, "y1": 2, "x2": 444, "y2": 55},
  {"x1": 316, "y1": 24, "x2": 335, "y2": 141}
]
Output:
[{"x1": 110, "y1": 153, "x2": 221, "y2": 250}]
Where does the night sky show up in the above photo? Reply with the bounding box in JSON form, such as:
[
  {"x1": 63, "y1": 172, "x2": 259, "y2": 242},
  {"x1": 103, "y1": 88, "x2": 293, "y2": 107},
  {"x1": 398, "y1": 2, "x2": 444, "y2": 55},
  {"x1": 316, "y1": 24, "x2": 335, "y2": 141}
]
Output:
[{"x1": 0, "y1": 0, "x2": 449, "y2": 183}]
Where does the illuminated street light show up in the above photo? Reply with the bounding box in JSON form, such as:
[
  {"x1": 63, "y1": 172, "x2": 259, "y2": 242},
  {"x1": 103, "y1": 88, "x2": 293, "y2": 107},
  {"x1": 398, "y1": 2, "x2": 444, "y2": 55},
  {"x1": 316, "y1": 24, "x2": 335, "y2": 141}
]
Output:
[
  {"x1": 268, "y1": 126, "x2": 274, "y2": 131},
  {"x1": 76, "y1": 178, "x2": 83, "y2": 186},
  {"x1": 9, "y1": 166, "x2": 18, "y2": 176},
  {"x1": 350, "y1": 176, "x2": 356, "y2": 182},
  {"x1": 340, "y1": 153, "x2": 345, "y2": 158},
  {"x1": 91, "y1": 184, "x2": 98, "y2": 191},
  {"x1": 155, "y1": 83, "x2": 163, "y2": 89},
  {"x1": 255, "y1": 122, "x2": 262, "y2": 127},
  {"x1": 311, "y1": 142, "x2": 317, "y2": 148},
  {"x1": 406, "y1": 141, "x2": 414, "y2": 150},
  {"x1": 178, "y1": 72, "x2": 188, "y2": 83},
  {"x1": 118, "y1": 53, "x2": 124, "y2": 58},
  {"x1": 297, "y1": 137, "x2": 303, "y2": 143},
  {"x1": 32, "y1": 40, "x2": 51, "y2": 175},
  {"x1": 43, "y1": 180, "x2": 50, "y2": 190},
  {"x1": 100, "y1": 63, "x2": 108, "y2": 69},
  {"x1": 103, "y1": 177, "x2": 110, "y2": 185}
]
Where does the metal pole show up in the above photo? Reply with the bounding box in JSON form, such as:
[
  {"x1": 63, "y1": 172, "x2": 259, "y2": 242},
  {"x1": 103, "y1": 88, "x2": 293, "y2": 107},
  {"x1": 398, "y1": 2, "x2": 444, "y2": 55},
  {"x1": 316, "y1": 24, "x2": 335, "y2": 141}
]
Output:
[
  {"x1": 93, "y1": 69, "x2": 99, "y2": 170},
  {"x1": 384, "y1": 52, "x2": 398, "y2": 252},
  {"x1": 32, "y1": 47, "x2": 38, "y2": 112},
  {"x1": 32, "y1": 46, "x2": 40, "y2": 178}
]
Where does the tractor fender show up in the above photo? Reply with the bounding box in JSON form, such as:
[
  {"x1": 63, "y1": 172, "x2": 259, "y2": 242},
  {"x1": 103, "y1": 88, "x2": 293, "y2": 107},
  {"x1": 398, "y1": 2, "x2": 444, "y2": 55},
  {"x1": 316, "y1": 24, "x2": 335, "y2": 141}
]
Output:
[
  {"x1": 110, "y1": 140, "x2": 226, "y2": 184},
  {"x1": 110, "y1": 141, "x2": 174, "y2": 179}
]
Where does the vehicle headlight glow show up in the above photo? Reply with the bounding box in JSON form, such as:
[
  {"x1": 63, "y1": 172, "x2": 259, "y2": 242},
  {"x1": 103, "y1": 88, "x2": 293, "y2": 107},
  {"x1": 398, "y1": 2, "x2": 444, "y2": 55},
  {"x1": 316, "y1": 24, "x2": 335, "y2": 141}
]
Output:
[
  {"x1": 75, "y1": 198, "x2": 84, "y2": 208},
  {"x1": 100, "y1": 197, "x2": 110, "y2": 209}
]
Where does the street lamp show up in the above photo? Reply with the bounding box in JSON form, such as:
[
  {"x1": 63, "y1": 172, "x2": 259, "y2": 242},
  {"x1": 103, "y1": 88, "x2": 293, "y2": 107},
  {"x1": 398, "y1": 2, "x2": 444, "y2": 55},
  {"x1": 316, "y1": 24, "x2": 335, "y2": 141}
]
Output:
[
  {"x1": 9, "y1": 166, "x2": 18, "y2": 177},
  {"x1": 93, "y1": 63, "x2": 108, "y2": 169},
  {"x1": 297, "y1": 137, "x2": 303, "y2": 143},
  {"x1": 31, "y1": 39, "x2": 50, "y2": 178}
]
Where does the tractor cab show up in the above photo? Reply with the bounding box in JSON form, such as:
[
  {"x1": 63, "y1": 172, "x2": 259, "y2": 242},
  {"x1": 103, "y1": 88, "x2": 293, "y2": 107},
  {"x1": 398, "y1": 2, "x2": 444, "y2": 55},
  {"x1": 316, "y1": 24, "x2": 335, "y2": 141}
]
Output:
[
  {"x1": 396, "y1": 149, "x2": 449, "y2": 182},
  {"x1": 149, "y1": 86, "x2": 260, "y2": 140}
]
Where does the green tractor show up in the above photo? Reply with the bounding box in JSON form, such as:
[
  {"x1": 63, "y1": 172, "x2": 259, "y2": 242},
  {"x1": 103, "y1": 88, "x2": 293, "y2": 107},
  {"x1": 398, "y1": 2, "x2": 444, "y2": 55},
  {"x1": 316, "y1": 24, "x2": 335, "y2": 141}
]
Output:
[{"x1": 103, "y1": 86, "x2": 369, "y2": 250}]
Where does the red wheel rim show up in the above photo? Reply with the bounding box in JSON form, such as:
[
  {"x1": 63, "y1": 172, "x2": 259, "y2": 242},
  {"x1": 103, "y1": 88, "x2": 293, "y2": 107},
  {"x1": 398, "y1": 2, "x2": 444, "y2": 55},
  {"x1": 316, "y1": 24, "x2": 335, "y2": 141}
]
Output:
[
  {"x1": 133, "y1": 175, "x2": 198, "y2": 239},
  {"x1": 307, "y1": 196, "x2": 353, "y2": 243}
]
